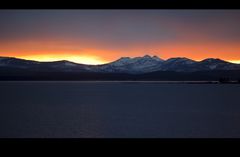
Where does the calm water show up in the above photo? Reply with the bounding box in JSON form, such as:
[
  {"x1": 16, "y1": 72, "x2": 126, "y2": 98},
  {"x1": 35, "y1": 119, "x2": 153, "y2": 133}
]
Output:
[{"x1": 0, "y1": 81, "x2": 240, "y2": 138}]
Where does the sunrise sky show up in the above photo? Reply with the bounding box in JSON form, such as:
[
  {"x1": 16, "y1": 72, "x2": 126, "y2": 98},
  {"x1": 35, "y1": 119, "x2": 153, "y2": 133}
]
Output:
[{"x1": 0, "y1": 10, "x2": 240, "y2": 64}]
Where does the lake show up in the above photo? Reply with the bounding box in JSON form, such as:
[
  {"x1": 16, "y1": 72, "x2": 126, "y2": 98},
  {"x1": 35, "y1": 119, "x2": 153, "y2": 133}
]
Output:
[{"x1": 0, "y1": 81, "x2": 240, "y2": 138}]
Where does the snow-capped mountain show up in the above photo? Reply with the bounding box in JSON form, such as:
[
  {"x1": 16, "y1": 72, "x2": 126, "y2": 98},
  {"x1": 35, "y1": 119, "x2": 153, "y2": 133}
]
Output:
[
  {"x1": 108, "y1": 55, "x2": 163, "y2": 66},
  {"x1": 94, "y1": 55, "x2": 164, "y2": 73},
  {"x1": 196, "y1": 58, "x2": 235, "y2": 70},
  {"x1": 94, "y1": 56, "x2": 240, "y2": 73},
  {"x1": 0, "y1": 55, "x2": 240, "y2": 74},
  {"x1": 155, "y1": 57, "x2": 197, "y2": 72}
]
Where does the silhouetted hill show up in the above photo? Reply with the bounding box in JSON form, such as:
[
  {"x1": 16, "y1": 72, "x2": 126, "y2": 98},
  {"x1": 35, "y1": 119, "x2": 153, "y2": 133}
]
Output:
[
  {"x1": 1, "y1": 66, "x2": 240, "y2": 81},
  {"x1": 1, "y1": 56, "x2": 240, "y2": 81}
]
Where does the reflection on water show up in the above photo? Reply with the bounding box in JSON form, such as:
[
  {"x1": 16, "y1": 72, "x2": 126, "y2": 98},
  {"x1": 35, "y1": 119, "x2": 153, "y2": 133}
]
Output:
[{"x1": 0, "y1": 81, "x2": 240, "y2": 138}]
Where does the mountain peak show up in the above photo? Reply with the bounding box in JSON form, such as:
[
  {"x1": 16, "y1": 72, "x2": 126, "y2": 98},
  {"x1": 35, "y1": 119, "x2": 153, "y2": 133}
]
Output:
[
  {"x1": 201, "y1": 58, "x2": 228, "y2": 63},
  {"x1": 165, "y1": 57, "x2": 196, "y2": 66},
  {"x1": 152, "y1": 55, "x2": 164, "y2": 61},
  {"x1": 143, "y1": 55, "x2": 151, "y2": 58},
  {"x1": 109, "y1": 57, "x2": 132, "y2": 66},
  {"x1": 107, "y1": 55, "x2": 164, "y2": 70},
  {"x1": 1, "y1": 55, "x2": 240, "y2": 74},
  {"x1": 119, "y1": 57, "x2": 131, "y2": 60},
  {"x1": 167, "y1": 57, "x2": 195, "y2": 62},
  {"x1": 139, "y1": 55, "x2": 164, "y2": 61}
]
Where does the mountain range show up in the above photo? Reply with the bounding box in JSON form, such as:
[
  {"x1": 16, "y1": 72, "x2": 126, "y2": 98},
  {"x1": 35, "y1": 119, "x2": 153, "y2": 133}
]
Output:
[{"x1": 0, "y1": 55, "x2": 240, "y2": 81}]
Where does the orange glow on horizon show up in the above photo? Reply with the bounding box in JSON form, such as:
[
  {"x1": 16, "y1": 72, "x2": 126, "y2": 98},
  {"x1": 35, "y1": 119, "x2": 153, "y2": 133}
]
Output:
[
  {"x1": 229, "y1": 60, "x2": 240, "y2": 64},
  {"x1": 16, "y1": 54, "x2": 108, "y2": 65},
  {"x1": 2, "y1": 54, "x2": 239, "y2": 65},
  {"x1": 0, "y1": 40, "x2": 240, "y2": 65},
  {"x1": 1, "y1": 10, "x2": 240, "y2": 65}
]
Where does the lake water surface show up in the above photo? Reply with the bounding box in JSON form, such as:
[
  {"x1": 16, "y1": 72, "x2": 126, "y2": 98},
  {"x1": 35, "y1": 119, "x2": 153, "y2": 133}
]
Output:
[{"x1": 0, "y1": 81, "x2": 240, "y2": 138}]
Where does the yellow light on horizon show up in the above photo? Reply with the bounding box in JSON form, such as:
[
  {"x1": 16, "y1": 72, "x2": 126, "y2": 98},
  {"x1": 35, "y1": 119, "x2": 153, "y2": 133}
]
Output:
[
  {"x1": 19, "y1": 54, "x2": 108, "y2": 65},
  {"x1": 229, "y1": 60, "x2": 240, "y2": 64}
]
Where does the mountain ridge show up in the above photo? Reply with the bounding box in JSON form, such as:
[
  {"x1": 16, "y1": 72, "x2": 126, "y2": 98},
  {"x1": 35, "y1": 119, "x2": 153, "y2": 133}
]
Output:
[
  {"x1": 0, "y1": 55, "x2": 240, "y2": 75},
  {"x1": 0, "y1": 55, "x2": 237, "y2": 65}
]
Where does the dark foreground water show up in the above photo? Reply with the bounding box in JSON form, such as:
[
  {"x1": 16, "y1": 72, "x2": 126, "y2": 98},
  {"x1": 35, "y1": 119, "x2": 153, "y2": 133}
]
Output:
[{"x1": 0, "y1": 81, "x2": 240, "y2": 138}]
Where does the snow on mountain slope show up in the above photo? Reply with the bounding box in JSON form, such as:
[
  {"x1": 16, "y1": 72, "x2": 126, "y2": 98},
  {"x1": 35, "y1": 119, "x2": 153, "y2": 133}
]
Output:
[
  {"x1": 97, "y1": 55, "x2": 164, "y2": 73},
  {"x1": 165, "y1": 57, "x2": 196, "y2": 65},
  {"x1": 102, "y1": 56, "x2": 240, "y2": 73},
  {"x1": 109, "y1": 57, "x2": 133, "y2": 66},
  {"x1": 109, "y1": 55, "x2": 163, "y2": 66},
  {"x1": 196, "y1": 58, "x2": 237, "y2": 71},
  {"x1": 1, "y1": 56, "x2": 240, "y2": 74},
  {"x1": 158, "y1": 57, "x2": 197, "y2": 72}
]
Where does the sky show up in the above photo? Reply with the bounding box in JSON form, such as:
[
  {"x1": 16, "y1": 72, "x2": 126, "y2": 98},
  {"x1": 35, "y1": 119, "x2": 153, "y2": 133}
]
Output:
[{"x1": 0, "y1": 10, "x2": 240, "y2": 64}]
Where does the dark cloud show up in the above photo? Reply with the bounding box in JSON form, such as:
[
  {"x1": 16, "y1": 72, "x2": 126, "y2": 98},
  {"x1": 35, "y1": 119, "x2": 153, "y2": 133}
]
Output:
[{"x1": 0, "y1": 10, "x2": 240, "y2": 52}]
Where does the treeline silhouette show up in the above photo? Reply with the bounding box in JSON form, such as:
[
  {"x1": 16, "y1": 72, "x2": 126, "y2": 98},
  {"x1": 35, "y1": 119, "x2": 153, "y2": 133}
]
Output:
[
  {"x1": 218, "y1": 77, "x2": 240, "y2": 84},
  {"x1": 1, "y1": 67, "x2": 240, "y2": 83}
]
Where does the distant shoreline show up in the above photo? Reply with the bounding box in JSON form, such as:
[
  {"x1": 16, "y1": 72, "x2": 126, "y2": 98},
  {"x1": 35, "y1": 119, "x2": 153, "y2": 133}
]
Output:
[{"x1": 0, "y1": 80, "x2": 240, "y2": 84}]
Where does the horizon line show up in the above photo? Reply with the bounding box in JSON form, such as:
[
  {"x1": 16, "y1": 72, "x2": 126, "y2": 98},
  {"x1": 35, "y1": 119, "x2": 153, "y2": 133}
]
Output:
[{"x1": 0, "y1": 55, "x2": 240, "y2": 65}]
